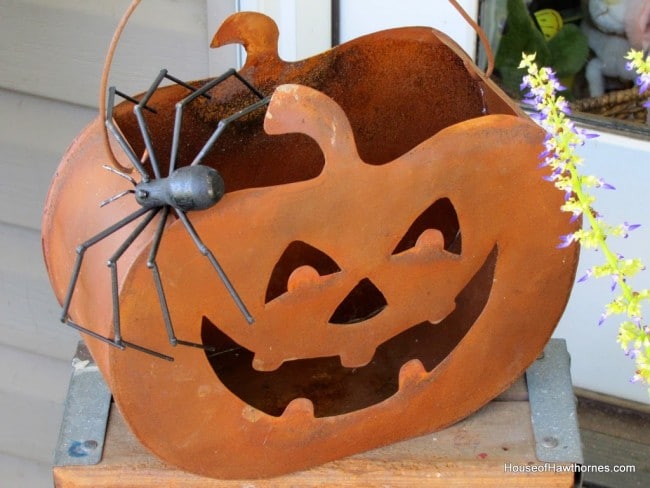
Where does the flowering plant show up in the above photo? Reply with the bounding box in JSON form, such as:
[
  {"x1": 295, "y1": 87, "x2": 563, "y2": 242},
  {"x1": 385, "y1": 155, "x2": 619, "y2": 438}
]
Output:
[{"x1": 519, "y1": 52, "x2": 650, "y2": 391}]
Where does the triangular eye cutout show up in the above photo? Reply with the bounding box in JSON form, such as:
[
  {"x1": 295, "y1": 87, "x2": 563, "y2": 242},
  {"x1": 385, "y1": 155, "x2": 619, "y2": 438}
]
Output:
[
  {"x1": 265, "y1": 241, "x2": 341, "y2": 303},
  {"x1": 329, "y1": 278, "x2": 387, "y2": 325},
  {"x1": 392, "y1": 198, "x2": 461, "y2": 256}
]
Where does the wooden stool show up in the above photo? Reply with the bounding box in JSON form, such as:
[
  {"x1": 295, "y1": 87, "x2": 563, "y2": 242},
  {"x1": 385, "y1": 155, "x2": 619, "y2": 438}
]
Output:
[{"x1": 53, "y1": 339, "x2": 582, "y2": 487}]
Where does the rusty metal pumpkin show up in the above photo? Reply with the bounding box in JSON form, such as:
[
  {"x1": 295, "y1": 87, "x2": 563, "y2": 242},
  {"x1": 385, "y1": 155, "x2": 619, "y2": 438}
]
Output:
[{"x1": 42, "y1": 8, "x2": 579, "y2": 480}]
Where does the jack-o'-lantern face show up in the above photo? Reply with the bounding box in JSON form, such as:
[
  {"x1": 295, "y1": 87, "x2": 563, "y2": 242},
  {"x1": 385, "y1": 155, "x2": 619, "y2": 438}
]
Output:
[
  {"x1": 42, "y1": 13, "x2": 579, "y2": 480},
  {"x1": 200, "y1": 197, "x2": 487, "y2": 418}
]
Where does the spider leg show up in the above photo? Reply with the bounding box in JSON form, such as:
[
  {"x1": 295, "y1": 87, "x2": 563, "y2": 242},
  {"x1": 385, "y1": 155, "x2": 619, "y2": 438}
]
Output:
[
  {"x1": 106, "y1": 86, "x2": 152, "y2": 182},
  {"x1": 148, "y1": 207, "x2": 215, "y2": 351},
  {"x1": 60, "y1": 206, "x2": 150, "y2": 350},
  {"x1": 133, "y1": 69, "x2": 169, "y2": 179},
  {"x1": 169, "y1": 69, "x2": 266, "y2": 172},
  {"x1": 133, "y1": 68, "x2": 219, "y2": 178},
  {"x1": 175, "y1": 210, "x2": 254, "y2": 325},
  {"x1": 105, "y1": 207, "x2": 175, "y2": 361},
  {"x1": 190, "y1": 96, "x2": 270, "y2": 167}
]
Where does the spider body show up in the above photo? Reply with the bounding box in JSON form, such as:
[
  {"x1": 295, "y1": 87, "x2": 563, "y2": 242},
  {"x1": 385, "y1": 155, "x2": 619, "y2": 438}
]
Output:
[{"x1": 135, "y1": 165, "x2": 225, "y2": 212}]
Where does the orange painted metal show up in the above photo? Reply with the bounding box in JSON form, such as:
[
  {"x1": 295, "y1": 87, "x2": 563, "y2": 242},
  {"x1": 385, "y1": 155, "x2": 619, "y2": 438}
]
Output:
[{"x1": 42, "y1": 12, "x2": 579, "y2": 479}]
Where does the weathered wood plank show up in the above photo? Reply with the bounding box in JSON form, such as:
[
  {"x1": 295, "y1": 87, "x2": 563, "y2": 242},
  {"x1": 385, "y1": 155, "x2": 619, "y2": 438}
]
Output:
[
  {"x1": 54, "y1": 401, "x2": 574, "y2": 487},
  {"x1": 580, "y1": 429, "x2": 650, "y2": 488},
  {"x1": 577, "y1": 393, "x2": 650, "y2": 445},
  {"x1": 577, "y1": 393, "x2": 650, "y2": 488}
]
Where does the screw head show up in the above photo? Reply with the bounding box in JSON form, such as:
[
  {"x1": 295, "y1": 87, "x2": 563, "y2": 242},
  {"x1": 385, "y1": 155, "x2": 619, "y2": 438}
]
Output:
[{"x1": 541, "y1": 436, "x2": 559, "y2": 449}]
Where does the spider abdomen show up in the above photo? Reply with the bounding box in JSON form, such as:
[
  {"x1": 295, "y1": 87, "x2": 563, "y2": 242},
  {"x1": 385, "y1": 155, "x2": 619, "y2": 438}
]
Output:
[{"x1": 135, "y1": 165, "x2": 225, "y2": 212}]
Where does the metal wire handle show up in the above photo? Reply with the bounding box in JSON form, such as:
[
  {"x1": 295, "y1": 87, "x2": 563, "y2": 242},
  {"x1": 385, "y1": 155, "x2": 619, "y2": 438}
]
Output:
[
  {"x1": 447, "y1": 0, "x2": 495, "y2": 77},
  {"x1": 100, "y1": 0, "x2": 142, "y2": 172}
]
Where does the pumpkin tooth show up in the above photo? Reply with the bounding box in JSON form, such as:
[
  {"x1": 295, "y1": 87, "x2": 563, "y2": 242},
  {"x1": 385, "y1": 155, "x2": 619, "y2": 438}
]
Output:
[
  {"x1": 281, "y1": 398, "x2": 315, "y2": 419},
  {"x1": 414, "y1": 228, "x2": 445, "y2": 253},
  {"x1": 429, "y1": 300, "x2": 457, "y2": 324},
  {"x1": 398, "y1": 359, "x2": 427, "y2": 390},
  {"x1": 252, "y1": 354, "x2": 283, "y2": 372},
  {"x1": 339, "y1": 348, "x2": 375, "y2": 368},
  {"x1": 287, "y1": 265, "x2": 321, "y2": 292}
]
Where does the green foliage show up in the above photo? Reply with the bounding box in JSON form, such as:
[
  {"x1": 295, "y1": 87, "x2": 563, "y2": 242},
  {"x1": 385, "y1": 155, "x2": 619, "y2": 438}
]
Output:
[
  {"x1": 497, "y1": 0, "x2": 588, "y2": 95},
  {"x1": 546, "y1": 24, "x2": 589, "y2": 78}
]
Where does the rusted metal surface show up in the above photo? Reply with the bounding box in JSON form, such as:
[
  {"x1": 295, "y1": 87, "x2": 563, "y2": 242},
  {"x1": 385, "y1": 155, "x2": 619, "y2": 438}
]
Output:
[{"x1": 42, "y1": 12, "x2": 579, "y2": 479}]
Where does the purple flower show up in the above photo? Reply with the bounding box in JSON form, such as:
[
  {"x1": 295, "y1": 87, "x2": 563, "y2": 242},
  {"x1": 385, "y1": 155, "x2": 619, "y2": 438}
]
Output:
[
  {"x1": 529, "y1": 111, "x2": 546, "y2": 121},
  {"x1": 556, "y1": 98, "x2": 571, "y2": 114},
  {"x1": 581, "y1": 130, "x2": 599, "y2": 140},
  {"x1": 596, "y1": 178, "x2": 616, "y2": 190},
  {"x1": 545, "y1": 69, "x2": 566, "y2": 91},
  {"x1": 577, "y1": 268, "x2": 593, "y2": 283},
  {"x1": 630, "y1": 373, "x2": 643, "y2": 384},
  {"x1": 564, "y1": 119, "x2": 577, "y2": 133},
  {"x1": 636, "y1": 74, "x2": 650, "y2": 94},
  {"x1": 557, "y1": 233, "x2": 577, "y2": 248},
  {"x1": 569, "y1": 211, "x2": 581, "y2": 223},
  {"x1": 622, "y1": 222, "x2": 641, "y2": 238},
  {"x1": 598, "y1": 312, "x2": 608, "y2": 326}
]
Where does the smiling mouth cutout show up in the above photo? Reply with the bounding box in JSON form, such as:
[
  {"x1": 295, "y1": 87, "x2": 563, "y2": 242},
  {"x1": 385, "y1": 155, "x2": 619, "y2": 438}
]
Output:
[{"x1": 201, "y1": 244, "x2": 497, "y2": 418}]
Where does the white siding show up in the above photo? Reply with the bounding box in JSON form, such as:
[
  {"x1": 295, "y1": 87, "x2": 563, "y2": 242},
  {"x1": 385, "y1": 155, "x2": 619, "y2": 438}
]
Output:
[
  {"x1": 0, "y1": 0, "x2": 230, "y2": 107},
  {"x1": 0, "y1": 86, "x2": 89, "y2": 487},
  {"x1": 0, "y1": 1, "x2": 237, "y2": 485},
  {"x1": 0, "y1": 218, "x2": 79, "y2": 359},
  {"x1": 338, "y1": 0, "x2": 480, "y2": 56},
  {"x1": 238, "y1": 0, "x2": 331, "y2": 61},
  {"x1": 0, "y1": 89, "x2": 96, "y2": 230}
]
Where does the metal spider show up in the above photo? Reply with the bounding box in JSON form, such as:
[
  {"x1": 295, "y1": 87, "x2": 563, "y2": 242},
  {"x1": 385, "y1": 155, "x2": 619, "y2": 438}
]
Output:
[{"x1": 60, "y1": 69, "x2": 270, "y2": 361}]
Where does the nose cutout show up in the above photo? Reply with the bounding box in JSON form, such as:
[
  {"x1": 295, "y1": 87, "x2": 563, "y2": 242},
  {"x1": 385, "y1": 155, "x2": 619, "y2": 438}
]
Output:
[{"x1": 329, "y1": 278, "x2": 387, "y2": 325}]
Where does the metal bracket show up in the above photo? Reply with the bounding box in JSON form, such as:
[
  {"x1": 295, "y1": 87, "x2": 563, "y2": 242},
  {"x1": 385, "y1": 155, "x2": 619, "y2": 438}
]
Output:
[
  {"x1": 53, "y1": 341, "x2": 112, "y2": 466},
  {"x1": 527, "y1": 338, "x2": 583, "y2": 487}
]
